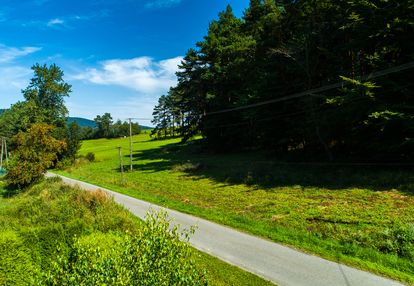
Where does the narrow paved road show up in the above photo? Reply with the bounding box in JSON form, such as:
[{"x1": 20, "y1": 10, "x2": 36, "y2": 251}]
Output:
[{"x1": 47, "y1": 173, "x2": 405, "y2": 286}]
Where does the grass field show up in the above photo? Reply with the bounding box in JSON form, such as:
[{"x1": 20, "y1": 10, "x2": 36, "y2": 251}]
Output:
[
  {"x1": 0, "y1": 178, "x2": 273, "y2": 286},
  {"x1": 55, "y1": 133, "x2": 414, "y2": 284}
]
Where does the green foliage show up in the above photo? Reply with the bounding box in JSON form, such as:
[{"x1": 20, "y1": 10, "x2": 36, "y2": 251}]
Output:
[
  {"x1": 5, "y1": 124, "x2": 66, "y2": 188},
  {"x1": 92, "y1": 113, "x2": 141, "y2": 139},
  {"x1": 0, "y1": 177, "x2": 269, "y2": 285},
  {"x1": 22, "y1": 63, "x2": 71, "y2": 127},
  {"x1": 152, "y1": 0, "x2": 414, "y2": 160},
  {"x1": 64, "y1": 122, "x2": 82, "y2": 161},
  {"x1": 375, "y1": 223, "x2": 414, "y2": 259},
  {"x1": 45, "y1": 212, "x2": 207, "y2": 286},
  {"x1": 85, "y1": 152, "x2": 96, "y2": 162},
  {"x1": 0, "y1": 63, "x2": 78, "y2": 176},
  {"x1": 0, "y1": 178, "x2": 139, "y2": 285},
  {"x1": 0, "y1": 231, "x2": 39, "y2": 286},
  {"x1": 0, "y1": 101, "x2": 42, "y2": 139},
  {"x1": 94, "y1": 112, "x2": 113, "y2": 138}
]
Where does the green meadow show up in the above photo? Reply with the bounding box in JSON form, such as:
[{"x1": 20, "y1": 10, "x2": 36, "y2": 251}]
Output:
[{"x1": 56, "y1": 133, "x2": 414, "y2": 284}]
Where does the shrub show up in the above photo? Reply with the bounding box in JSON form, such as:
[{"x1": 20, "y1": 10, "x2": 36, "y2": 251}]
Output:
[
  {"x1": 0, "y1": 231, "x2": 40, "y2": 285},
  {"x1": 85, "y1": 152, "x2": 95, "y2": 162},
  {"x1": 376, "y1": 223, "x2": 414, "y2": 259},
  {"x1": 55, "y1": 158, "x2": 73, "y2": 170},
  {"x1": 44, "y1": 211, "x2": 208, "y2": 286}
]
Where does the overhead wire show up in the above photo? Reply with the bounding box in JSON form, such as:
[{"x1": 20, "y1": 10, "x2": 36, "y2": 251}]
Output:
[{"x1": 205, "y1": 61, "x2": 414, "y2": 116}]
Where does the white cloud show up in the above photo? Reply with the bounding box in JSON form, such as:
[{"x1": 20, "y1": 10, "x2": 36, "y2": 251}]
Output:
[
  {"x1": 0, "y1": 44, "x2": 42, "y2": 64},
  {"x1": 145, "y1": 0, "x2": 182, "y2": 8},
  {"x1": 73, "y1": 56, "x2": 183, "y2": 95},
  {"x1": 47, "y1": 18, "x2": 64, "y2": 27},
  {"x1": 0, "y1": 66, "x2": 32, "y2": 89},
  {"x1": 0, "y1": 66, "x2": 32, "y2": 107},
  {"x1": 43, "y1": 11, "x2": 109, "y2": 29}
]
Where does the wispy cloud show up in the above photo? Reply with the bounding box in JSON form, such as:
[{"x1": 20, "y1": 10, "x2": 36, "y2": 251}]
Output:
[
  {"x1": 0, "y1": 44, "x2": 42, "y2": 64},
  {"x1": 73, "y1": 56, "x2": 183, "y2": 95},
  {"x1": 44, "y1": 10, "x2": 109, "y2": 29},
  {"x1": 145, "y1": 0, "x2": 182, "y2": 9},
  {"x1": 0, "y1": 66, "x2": 32, "y2": 89},
  {"x1": 47, "y1": 18, "x2": 64, "y2": 27},
  {"x1": 0, "y1": 66, "x2": 33, "y2": 107}
]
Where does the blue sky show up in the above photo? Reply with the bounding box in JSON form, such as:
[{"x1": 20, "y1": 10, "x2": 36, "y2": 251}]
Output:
[{"x1": 0, "y1": 0, "x2": 250, "y2": 124}]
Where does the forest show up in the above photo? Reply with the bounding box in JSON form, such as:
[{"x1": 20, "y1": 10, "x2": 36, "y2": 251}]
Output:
[{"x1": 151, "y1": 0, "x2": 414, "y2": 162}]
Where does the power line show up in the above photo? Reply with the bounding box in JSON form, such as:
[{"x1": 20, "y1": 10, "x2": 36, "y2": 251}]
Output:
[
  {"x1": 206, "y1": 61, "x2": 414, "y2": 116},
  {"x1": 203, "y1": 95, "x2": 370, "y2": 130},
  {"x1": 126, "y1": 117, "x2": 152, "y2": 121}
]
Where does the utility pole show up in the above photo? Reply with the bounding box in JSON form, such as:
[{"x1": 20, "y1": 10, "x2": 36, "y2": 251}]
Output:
[
  {"x1": 118, "y1": 146, "x2": 125, "y2": 184},
  {"x1": 128, "y1": 118, "x2": 133, "y2": 171},
  {"x1": 0, "y1": 137, "x2": 7, "y2": 170},
  {"x1": 4, "y1": 139, "x2": 7, "y2": 161},
  {"x1": 0, "y1": 138, "x2": 4, "y2": 169}
]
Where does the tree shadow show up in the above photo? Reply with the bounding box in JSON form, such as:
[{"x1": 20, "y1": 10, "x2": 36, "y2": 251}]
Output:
[
  {"x1": 0, "y1": 183, "x2": 20, "y2": 198},
  {"x1": 129, "y1": 140, "x2": 414, "y2": 195}
]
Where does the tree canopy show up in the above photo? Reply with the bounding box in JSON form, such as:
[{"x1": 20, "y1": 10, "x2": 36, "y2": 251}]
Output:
[
  {"x1": 22, "y1": 63, "x2": 72, "y2": 127},
  {"x1": 0, "y1": 63, "x2": 77, "y2": 187},
  {"x1": 151, "y1": 0, "x2": 414, "y2": 161}
]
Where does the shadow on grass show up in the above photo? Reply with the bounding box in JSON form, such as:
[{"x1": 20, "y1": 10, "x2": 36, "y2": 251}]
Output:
[
  {"x1": 127, "y1": 140, "x2": 414, "y2": 194},
  {"x1": 0, "y1": 183, "x2": 20, "y2": 198}
]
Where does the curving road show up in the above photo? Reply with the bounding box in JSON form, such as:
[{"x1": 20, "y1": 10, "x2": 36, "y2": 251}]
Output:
[{"x1": 46, "y1": 172, "x2": 405, "y2": 286}]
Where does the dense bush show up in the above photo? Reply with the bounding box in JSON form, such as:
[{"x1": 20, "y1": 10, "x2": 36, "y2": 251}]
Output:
[
  {"x1": 0, "y1": 178, "x2": 207, "y2": 285},
  {"x1": 85, "y1": 152, "x2": 95, "y2": 162},
  {"x1": 44, "y1": 212, "x2": 207, "y2": 285},
  {"x1": 5, "y1": 124, "x2": 66, "y2": 188},
  {"x1": 0, "y1": 231, "x2": 39, "y2": 285},
  {"x1": 376, "y1": 224, "x2": 414, "y2": 259}
]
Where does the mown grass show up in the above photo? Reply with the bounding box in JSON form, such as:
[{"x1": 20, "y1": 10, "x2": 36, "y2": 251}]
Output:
[
  {"x1": 55, "y1": 133, "x2": 414, "y2": 284},
  {"x1": 0, "y1": 178, "x2": 274, "y2": 286}
]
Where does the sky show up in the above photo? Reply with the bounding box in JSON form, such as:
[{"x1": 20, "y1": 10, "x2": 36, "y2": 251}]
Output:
[{"x1": 0, "y1": 0, "x2": 250, "y2": 125}]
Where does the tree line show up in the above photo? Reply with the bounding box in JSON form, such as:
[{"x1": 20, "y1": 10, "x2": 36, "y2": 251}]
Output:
[
  {"x1": 151, "y1": 0, "x2": 414, "y2": 161},
  {"x1": 80, "y1": 113, "x2": 141, "y2": 140}
]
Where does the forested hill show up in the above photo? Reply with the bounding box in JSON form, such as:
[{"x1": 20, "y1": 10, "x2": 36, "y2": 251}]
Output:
[
  {"x1": 67, "y1": 117, "x2": 96, "y2": 128},
  {"x1": 151, "y1": 0, "x2": 414, "y2": 162}
]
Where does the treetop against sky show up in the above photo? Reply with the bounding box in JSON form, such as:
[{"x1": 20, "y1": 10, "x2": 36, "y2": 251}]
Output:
[{"x1": 0, "y1": 0, "x2": 249, "y2": 123}]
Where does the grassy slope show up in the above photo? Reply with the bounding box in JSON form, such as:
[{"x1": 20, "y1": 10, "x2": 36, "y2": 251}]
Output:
[
  {"x1": 0, "y1": 178, "x2": 273, "y2": 286},
  {"x1": 56, "y1": 134, "x2": 414, "y2": 284}
]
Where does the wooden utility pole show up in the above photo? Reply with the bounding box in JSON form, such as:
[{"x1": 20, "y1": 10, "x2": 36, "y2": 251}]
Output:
[
  {"x1": 0, "y1": 138, "x2": 4, "y2": 169},
  {"x1": 0, "y1": 137, "x2": 8, "y2": 170},
  {"x1": 128, "y1": 118, "x2": 133, "y2": 171},
  {"x1": 4, "y1": 138, "x2": 7, "y2": 161},
  {"x1": 118, "y1": 146, "x2": 125, "y2": 184}
]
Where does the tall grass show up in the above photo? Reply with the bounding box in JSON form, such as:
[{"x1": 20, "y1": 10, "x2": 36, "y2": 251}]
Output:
[{"x1": 0, "y1": 177, "x2": 273, "y2": 286}]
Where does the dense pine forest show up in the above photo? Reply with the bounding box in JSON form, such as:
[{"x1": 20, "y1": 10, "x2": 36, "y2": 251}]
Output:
[{"x1": 151, "y1": 0, "x2": 414, "y2": 162}]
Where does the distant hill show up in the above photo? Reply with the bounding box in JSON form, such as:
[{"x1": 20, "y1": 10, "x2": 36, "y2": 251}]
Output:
[
  {"x1": 140, "y1": 125, "x2": 153, "y2": 130},
  {"x1": 67, "y1": 117, "x2": 96, "y2": 128},
  {"x1": 1, "y1": 111, "x2": 151, "y2": 130},
  {"x1": 67, "y1": 117, "x2": 152, "y2": 130}
]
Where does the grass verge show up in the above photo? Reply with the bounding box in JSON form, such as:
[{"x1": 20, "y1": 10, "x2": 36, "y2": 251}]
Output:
[{"x1": 54, "y1": 133, "x2": 414, "y2": 284}]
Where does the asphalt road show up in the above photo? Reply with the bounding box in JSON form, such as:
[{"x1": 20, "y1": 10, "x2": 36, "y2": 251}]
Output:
[{"x1": 47, "y1": 173, "x2": 405, "y2": 286}]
